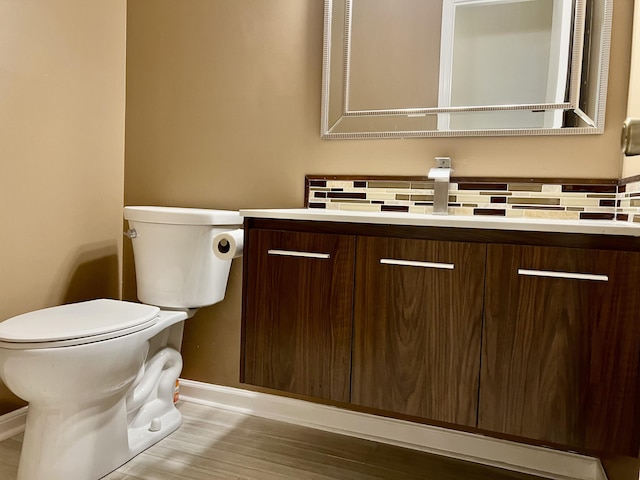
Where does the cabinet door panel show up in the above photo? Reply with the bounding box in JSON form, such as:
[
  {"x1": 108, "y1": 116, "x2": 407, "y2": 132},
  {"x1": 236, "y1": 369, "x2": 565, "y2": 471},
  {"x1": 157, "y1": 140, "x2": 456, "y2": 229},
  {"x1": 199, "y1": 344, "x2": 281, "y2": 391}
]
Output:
[
  {"x1": 352, "y1": 237, "x2": 486, "y2": 426},
  {"x1": 242, "y1": 229, "x2": 355, "y2": 402},
  {"x1": 480, "y1": 244, "x2": 640, "y2": 455}
]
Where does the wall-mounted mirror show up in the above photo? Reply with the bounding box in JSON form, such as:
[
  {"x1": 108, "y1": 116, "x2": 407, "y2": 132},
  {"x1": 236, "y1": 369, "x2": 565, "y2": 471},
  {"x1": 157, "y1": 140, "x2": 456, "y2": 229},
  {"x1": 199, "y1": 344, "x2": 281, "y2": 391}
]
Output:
[{"x1": 321, "y1": 0, "x2": 612, "y2": 139}]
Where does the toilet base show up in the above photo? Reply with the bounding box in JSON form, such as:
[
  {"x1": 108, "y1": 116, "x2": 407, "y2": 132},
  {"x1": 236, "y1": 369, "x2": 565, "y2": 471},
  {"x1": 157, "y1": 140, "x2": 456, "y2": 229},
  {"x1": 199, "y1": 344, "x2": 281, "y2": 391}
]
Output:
[
  {"x1": 1, "y1": 310, "x2": 191, "y2": 480},
  {"x1": 15, "y1": 391, "x2": 183, "y2": 480},
  {"x1": 127, "y1": 398, "x2": 183, "y2": 459},
  {"x1": 13, "y1": 325, "x2": 187, "y2": 480},
  {"x1": 17, "y1": 396, "x2": 130, "y2": 480}
]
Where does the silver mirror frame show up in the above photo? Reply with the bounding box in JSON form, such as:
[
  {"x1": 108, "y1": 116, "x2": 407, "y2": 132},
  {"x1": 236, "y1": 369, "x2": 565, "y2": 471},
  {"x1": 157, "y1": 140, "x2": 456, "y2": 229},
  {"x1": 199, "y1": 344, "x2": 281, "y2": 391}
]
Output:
[{"x1": 320, "y1": 0, "x2": 613, "y2": 139}]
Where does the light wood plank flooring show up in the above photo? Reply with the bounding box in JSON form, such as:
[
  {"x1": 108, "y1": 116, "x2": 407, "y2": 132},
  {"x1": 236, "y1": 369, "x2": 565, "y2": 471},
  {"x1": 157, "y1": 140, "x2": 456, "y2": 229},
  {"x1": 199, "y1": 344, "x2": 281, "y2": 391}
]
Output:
[{"x1": 0, "y1": 401, "x2": 550, "y2": 480}]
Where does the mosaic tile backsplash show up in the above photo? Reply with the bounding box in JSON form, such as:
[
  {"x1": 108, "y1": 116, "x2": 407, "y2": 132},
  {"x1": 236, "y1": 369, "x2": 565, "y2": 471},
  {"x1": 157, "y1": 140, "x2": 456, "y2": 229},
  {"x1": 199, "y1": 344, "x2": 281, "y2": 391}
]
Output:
[
  {"x1": 619, "y1": 177, "x2": 640, "y2": 222},
  {"x1": 306, "y1": 176, "x2": 640, "y2": 222}
]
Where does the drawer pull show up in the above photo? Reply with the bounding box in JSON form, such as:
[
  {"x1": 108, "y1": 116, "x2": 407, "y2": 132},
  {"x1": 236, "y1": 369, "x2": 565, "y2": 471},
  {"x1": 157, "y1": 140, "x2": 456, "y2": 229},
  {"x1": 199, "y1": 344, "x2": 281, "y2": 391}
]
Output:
[
  {"x1": 517, "y1": 269, "x2": 608, "y2": 282},
  {"x1": 267, "y1": 249, "x2": 330, "y2": 259},
  {"x1": 380, "y1": 259, "x2": 454, "y2": 270}
]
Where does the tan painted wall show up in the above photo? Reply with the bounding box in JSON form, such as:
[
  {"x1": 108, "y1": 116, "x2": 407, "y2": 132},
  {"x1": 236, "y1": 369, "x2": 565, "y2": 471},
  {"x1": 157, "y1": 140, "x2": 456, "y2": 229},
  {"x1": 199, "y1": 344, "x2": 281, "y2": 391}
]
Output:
[
  {"x1": 623, "y1": 0, "x2": 640, "y2": 177},
  {"x1": 124, "y1": 0, "x2": 634, "y2": 391},
  {"x1": 0, "y1": 1, "x2": 127, "y2": 413}
]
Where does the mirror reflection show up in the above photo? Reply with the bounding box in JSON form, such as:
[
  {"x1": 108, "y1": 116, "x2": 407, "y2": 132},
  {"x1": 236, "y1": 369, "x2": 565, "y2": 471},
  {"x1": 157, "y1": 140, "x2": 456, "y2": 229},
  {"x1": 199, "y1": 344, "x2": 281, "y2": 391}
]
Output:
[{"x1": 321, "y1": 0, "x2": 612, "y2": 138}]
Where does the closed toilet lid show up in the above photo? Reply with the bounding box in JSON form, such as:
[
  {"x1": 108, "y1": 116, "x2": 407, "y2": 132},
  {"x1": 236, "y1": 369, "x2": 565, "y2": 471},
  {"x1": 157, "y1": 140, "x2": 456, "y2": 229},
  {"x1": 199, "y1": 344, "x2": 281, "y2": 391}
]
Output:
[{"x1": 0, "y1": 299, "x2": 160, "y2": 345}]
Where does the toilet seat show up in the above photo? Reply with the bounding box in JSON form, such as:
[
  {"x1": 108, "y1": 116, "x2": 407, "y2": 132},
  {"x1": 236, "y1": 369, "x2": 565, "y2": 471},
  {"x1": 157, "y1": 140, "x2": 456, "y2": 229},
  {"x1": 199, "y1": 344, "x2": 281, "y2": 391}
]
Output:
[{"x1": 0, "y1": 299, "x2": 160, "y2": 349}]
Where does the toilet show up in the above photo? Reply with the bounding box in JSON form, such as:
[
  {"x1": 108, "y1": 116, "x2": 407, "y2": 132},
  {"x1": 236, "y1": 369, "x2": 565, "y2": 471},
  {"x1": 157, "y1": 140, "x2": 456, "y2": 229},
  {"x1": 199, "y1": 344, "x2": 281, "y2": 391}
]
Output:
[{"x1": 0, "y1": 206, "x2": 242, "y2": 480}]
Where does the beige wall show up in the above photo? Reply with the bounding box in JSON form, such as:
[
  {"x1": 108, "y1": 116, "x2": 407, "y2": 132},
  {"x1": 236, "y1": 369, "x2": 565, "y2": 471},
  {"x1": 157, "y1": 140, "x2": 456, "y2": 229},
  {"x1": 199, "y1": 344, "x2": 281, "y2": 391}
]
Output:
[
  {"x1": 124, "y1": 0, "x2": 634, "y2": 390},
  {"x1": 0, "y1": 1, "x2": 127, "y2": 413},
  {"x1": 623, "y1": 0, "x2": 640, "y2": 177}
]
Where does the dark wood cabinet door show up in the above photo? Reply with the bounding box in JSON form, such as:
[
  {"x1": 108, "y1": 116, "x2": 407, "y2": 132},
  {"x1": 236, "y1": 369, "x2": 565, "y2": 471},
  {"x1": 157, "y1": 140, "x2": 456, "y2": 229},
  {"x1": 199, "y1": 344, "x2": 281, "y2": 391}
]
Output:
[
  {"x1": 242, "y1": 229, "x2": 355, "y2": 403},
  {"x1": 480, "y1": 244, "x2": 640, "y2": 455},
  {"x1": 352, "y1": 237, "x2": 486, "y2": 426}
]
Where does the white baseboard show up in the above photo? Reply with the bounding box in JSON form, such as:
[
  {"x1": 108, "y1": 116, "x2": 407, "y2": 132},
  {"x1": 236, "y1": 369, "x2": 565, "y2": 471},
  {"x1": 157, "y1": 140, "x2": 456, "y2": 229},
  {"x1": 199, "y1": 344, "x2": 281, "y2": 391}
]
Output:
[
  {"x1": 0, "y1": 406, "x2": 27, "y2": 442},
  {"x1": 178, "y1": 379, "x2": 607, "y2": 480}
]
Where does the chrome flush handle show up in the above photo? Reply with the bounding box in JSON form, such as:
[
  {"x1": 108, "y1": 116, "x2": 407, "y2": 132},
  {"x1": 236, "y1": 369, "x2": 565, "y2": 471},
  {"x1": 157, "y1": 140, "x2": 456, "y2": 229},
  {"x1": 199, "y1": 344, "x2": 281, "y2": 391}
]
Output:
[{"x1": 124, "y1": 229, "x2": 138, "y2": 239}]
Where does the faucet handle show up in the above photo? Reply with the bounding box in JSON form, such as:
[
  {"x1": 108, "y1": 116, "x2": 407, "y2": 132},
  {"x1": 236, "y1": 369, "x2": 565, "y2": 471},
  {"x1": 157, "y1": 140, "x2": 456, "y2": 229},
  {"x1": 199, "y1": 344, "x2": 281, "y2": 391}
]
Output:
[{"x1": 435, "y1": 157, "x2": 452, "y2": 168}]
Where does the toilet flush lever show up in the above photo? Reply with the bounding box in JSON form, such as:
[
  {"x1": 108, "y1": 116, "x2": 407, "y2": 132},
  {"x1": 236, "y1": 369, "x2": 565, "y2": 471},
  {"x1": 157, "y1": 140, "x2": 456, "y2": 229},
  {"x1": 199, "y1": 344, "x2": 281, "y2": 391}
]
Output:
[{"x1": 124, "y1": 229, "x2": 137, "y2": 239}]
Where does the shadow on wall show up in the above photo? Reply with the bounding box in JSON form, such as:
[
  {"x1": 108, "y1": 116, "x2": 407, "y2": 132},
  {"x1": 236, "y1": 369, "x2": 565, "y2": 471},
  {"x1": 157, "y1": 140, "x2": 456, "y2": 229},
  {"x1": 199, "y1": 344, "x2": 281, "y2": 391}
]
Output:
[
  {"x1": 0, "y1": 382, "x2": 24, "y2": 414},
  {"x1": 0, "y1": 243, "x2": 120, "y2": 416},
  {"x1": 62, "y1": 244, "x2": 119, "y2": 304}
]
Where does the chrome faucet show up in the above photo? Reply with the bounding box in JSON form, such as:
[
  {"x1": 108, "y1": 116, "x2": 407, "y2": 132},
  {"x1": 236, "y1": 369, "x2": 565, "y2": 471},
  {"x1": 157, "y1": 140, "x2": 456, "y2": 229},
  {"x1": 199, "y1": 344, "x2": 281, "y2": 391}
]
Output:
[{"x1": 428, "y1": 157, "x2": 452, "y2": 215}]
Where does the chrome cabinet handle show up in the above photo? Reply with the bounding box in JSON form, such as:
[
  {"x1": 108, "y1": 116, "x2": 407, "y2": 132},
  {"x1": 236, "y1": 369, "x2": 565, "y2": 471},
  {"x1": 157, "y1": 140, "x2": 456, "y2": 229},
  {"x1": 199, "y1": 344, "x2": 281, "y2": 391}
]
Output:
[
  {"x1": 517, "y1": 269, "x2": 608, "y2": 282},
  {"x1": 267, "y1": 249, "x2": 330, "y2": 259},
  {"x1": 380, "y1": 258, "x2": 454, "y2": 270}
]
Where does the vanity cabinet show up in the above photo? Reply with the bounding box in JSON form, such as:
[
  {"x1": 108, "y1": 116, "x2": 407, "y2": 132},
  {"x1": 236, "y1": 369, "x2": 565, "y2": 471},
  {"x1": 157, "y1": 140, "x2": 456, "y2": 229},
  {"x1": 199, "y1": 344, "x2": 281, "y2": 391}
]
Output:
[
  {"x1": 479, "y1": 244, "x2": 640, "y2": 456},
  {"x1": 241, "y1": 218, "x2": 640, "y2": 456},
  {"x1": 352, "y1": 237, "x2": 485, "y2": 426},
  {"x1": 242, "y1": 228, "x2": 355, "y2": 402}
]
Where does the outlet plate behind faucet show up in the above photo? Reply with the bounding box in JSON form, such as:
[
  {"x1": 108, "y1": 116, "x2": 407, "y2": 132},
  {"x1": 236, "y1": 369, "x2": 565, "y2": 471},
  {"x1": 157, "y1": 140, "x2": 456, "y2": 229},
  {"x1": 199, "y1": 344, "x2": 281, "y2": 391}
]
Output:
[{"x1": 435, "y1": 157, "x2": 451, "y2": 168}]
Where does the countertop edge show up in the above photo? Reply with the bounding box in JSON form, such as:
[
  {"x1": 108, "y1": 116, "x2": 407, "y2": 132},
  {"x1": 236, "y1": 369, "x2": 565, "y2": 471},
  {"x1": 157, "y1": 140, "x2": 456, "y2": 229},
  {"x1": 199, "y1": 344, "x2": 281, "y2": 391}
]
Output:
[{"x1": 239, "y1": 209, "x2": 640, "y2": 237}]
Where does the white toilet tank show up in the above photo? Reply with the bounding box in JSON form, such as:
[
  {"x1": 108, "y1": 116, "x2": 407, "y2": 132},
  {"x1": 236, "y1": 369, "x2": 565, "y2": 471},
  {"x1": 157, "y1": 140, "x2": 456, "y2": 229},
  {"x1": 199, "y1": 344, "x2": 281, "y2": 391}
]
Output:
[{"x1": 123, "y1": 206, "x2": 242, "y2": 309}]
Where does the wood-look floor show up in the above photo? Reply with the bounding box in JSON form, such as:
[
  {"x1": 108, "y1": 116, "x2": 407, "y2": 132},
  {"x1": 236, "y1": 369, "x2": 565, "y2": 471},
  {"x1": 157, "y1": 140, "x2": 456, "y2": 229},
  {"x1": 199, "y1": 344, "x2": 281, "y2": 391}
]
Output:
[{"x1": 0, "y1": 401, "x2": 550, "y2": 480}]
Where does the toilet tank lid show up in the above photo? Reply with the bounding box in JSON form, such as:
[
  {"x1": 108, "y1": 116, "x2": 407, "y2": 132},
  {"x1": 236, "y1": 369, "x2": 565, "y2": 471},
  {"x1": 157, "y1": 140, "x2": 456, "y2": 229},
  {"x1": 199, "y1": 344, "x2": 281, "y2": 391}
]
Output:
[
  {"x1": 0, "y1": 300, "x2": 160, "y2": 343},
  {"x1": 124, "y1": 206, "x2": 242, "y2": 226}
]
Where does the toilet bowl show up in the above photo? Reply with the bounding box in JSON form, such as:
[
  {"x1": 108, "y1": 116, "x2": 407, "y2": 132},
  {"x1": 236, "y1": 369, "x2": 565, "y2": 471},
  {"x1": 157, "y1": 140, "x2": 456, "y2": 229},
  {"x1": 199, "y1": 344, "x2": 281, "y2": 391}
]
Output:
[{"x1": 0, "y1": 206, "x2": 242, "y2": 480}]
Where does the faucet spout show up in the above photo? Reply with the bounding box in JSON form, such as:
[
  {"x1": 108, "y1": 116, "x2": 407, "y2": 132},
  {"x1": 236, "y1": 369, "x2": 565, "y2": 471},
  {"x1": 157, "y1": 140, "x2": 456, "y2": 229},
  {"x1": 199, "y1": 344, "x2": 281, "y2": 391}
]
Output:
[{"x1": 428, "y1": 157, "x2": 452, "y2": 215}]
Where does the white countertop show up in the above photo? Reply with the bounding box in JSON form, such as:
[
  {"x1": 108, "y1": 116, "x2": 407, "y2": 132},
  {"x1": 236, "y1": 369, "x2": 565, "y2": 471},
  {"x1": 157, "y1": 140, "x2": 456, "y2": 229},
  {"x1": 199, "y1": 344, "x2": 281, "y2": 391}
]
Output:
[{"x1": 240, "y1": 208, "x2": 640, "y2": 237}]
